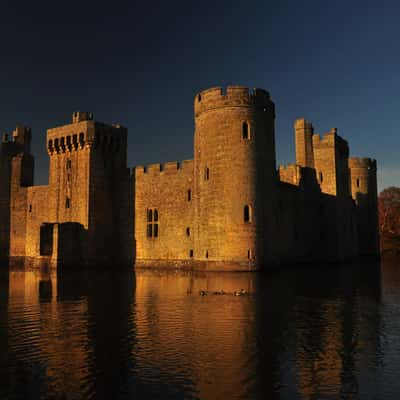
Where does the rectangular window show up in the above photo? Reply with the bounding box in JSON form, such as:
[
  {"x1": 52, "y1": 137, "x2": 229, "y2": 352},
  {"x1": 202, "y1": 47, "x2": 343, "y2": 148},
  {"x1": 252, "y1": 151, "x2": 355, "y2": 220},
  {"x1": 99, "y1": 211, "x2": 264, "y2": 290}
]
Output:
[
  {"x1": 147, "y1": 208, "x2": 159, "y2": 239},
  {"x1": 67, "y1": 159, "x2": 72, "y2": 169},
  {"x1": 66, "y1": 198, "x2": 71, "y2": 208}
]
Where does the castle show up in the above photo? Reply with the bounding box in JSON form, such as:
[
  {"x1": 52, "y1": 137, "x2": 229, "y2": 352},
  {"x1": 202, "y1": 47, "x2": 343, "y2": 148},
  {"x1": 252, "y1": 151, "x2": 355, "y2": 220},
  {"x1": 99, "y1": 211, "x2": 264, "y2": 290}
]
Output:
[{"x1": 0, "y1": 86, "x2": 379, "y2": 270}]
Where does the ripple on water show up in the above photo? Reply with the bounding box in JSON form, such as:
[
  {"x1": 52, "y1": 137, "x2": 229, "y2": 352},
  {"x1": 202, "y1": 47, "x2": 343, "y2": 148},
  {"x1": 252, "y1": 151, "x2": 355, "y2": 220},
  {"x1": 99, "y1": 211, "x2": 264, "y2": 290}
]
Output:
[{"x1": 0, "y1": 260, "x2": 400, "y2": 399}]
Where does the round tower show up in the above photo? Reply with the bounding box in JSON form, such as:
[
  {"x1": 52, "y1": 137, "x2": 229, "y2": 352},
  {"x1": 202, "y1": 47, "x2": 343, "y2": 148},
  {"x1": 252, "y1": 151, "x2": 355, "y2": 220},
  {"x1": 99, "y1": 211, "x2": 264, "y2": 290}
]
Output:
[
  {"x1": 193, "y1": 86, "x2": 277, "y2": 270},
  {"x1": 348, "y1": 157, "x2": 379, "y2": 256}
]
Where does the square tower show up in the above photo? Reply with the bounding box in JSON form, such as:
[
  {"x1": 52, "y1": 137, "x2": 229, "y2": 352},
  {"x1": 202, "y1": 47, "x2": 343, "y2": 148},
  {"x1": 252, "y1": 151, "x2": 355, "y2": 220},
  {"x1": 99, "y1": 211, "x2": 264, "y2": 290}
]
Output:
[{"x1": 46, "y1": 112, "x2": 131, "y2": 265}]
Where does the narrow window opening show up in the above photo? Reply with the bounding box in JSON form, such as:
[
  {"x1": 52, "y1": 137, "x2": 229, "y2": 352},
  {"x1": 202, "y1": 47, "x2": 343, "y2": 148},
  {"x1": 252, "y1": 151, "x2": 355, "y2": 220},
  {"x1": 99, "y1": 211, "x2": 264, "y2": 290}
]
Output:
[
  {"x1": 154, "y1": 224, "x2": 158, "y2": 238},
  {"x1": 204, "y1": 167, "x2": 209, "y2": 181},
  {"x1": 29, "y1": 204, "x2": 32, "y2": 213},
  {"x1": 79, "y1": 132, "x2": 85, "y2": 148},
  {"x1": 147, "y1": 224, "x2": 153, "y2": 238},
  {"x1": 66, "y1": 198, "x2": 71, "y2": 209},
  {"x1": 242, "y1": 121, "x2": 250, "y2": 140},
  {"x1": 189, "y1": 249, "x2": 194, "y2": 258},
  {"x1": 247, "y1": 249, "x2": 251, "y2": 259},
  {"x1": 187, "y1": 189, "x2": 191, "y2": 201},
  {"x1": 154, "y1": 209, "x2": 158, "y2": 222},
  {"x1": 186, "y1": 227, "x2": 190, "y2": 237},
  {"x1": 66, "y1": 159, "x2": 72, "y2": 169},
  {"x1": 205, "y1": 250, "x2": 209, "y2": 258},
  {"x1": 319, "y1": 171, "x2": 323, "y2": 183},
  {"x1": 356, "y1": 178, "x2": 360, "y2": 188},
  {"x1": 244, "y1": 205, "x2": 252, "y2": 223},
  {"x1": 72, "y1": 134, "x2": 78, "y2": 150}
]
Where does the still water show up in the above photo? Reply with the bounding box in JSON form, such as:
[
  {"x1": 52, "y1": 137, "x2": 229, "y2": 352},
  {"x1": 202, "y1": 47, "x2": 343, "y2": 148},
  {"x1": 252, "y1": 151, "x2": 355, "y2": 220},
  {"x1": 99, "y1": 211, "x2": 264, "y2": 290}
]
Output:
[{"x1": 0, "y1": 257, "x2": 399, "y2": 399}]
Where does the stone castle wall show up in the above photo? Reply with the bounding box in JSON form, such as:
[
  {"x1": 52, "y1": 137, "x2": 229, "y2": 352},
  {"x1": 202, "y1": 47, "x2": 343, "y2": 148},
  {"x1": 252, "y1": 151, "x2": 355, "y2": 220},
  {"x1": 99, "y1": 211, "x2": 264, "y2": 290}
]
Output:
[
  {"x1": 134, "y1": 160, "x2": 194, "y2": 266},
  {"x1": 1, "y1": 86, "x2": 380, "y2": 270}
]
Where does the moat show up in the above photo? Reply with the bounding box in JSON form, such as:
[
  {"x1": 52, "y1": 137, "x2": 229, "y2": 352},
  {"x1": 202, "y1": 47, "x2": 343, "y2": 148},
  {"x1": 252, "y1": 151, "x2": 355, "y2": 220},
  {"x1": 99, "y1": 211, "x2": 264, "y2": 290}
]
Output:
[{"x1": 1, "y1": 258, "x2": 399, "y2": 400}]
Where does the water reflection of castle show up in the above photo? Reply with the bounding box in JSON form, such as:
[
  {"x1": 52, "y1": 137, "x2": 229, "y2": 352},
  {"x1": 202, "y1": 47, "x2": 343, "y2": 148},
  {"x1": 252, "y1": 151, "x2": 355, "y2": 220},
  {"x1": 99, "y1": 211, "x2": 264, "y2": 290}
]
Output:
[
  {"x1": 1, "y1": 264, "x2": 383, "y2": 399},
  {"x1": 0, "y1": 86, "x2": 379, "y2": 270}
]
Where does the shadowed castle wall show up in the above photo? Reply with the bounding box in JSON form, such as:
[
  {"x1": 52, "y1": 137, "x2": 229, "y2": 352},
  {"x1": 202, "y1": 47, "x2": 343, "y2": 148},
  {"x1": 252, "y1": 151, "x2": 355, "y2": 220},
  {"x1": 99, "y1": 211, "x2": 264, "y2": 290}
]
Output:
[
  {"x1": 9, "y1": 153, "x2": 34, "y2": 258},
  {"x1": 0, "y1": 127, "x2": 32, "y2": 261},
  {"x1": 349, "y1": 157, "x2": 379, "y2": 256},
  {"x1": 276, "y1": 170, "x2": 358, "y2": 264}
]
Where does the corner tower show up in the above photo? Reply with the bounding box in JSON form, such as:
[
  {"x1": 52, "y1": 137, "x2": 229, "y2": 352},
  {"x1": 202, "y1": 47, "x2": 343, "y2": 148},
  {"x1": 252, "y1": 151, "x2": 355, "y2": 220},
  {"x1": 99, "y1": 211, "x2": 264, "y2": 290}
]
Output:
[
  {"x1": 349, "y1": 157, "x2": 379, "y2": 257},
  {"x1": 193, "y1": 86, "x2": 277, "y2": 269}
]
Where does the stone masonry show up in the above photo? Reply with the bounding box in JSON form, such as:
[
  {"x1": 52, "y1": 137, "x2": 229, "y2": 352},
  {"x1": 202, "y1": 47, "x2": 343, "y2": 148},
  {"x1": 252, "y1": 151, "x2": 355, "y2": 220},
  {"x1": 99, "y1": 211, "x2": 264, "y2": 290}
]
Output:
[{"x1": 0, "y1": 86, "x2": 380, "y2": 270}]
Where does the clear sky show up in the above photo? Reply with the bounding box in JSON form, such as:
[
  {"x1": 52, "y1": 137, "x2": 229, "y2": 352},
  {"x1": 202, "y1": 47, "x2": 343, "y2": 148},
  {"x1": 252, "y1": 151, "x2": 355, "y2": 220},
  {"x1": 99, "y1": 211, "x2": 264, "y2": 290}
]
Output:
[{"x1": 0, "y1": 0, "x2": 398, "y2": 191}]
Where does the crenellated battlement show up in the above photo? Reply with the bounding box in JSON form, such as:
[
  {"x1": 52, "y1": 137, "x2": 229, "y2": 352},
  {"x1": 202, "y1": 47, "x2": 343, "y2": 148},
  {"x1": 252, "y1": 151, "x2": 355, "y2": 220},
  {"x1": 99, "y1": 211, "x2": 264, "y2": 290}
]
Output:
[
  {"x1": 294, "y1": 118, "x2": 313, "y2": 131},
  {"x1": 279, "y1": 164, "x2": 302, "y2": 185},
  {"x1": 348, "y1": 157, "x2": 376, "y2": 170},
  {"x1": 72, "y1": 111, "x2": 93, "y2": 123},
  {"x1": 46, "y1": 118, "x2": 126, "y2": 155},
  {"x1": 135, "y1": 159, "x2": 194, "y2": 177},
  {"x1": 194, "y1": 86, "x2": 273, "y2": 117},
  {"x1": 312, "y1": 130, "x2": 336, "y2": 147}
]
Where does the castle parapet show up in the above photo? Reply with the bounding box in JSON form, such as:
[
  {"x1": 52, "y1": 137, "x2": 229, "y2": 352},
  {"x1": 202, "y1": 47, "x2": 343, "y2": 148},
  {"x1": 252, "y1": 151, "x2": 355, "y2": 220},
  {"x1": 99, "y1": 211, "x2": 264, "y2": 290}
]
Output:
[
  {"x1": 134, "y1": 159, "x2": 194, "y2": 177},
  {"x1": 47, "y1": 118, "x2": 126, "y2": 155},
  {"x1": 348, "y1": 157, "x2": 376, "y2": 170},
  {"x1": 72, "y1": 111, "x2": 93, "y2": 123},
  {"x1": 279, "y1": 164, "x2": 302, "y2": 186},
  {"x1": 294, "y1": 118, "x2": 313, "y2": 131},
  {"x1": 1, "y1": 126, "x2": 32, "y2": 152},
  {"x1": 194, "y1": 86, "x2": 273, "y2": 117},
  {"x1": 312, "y1": 131, "x2": 335, "y2": 147}
]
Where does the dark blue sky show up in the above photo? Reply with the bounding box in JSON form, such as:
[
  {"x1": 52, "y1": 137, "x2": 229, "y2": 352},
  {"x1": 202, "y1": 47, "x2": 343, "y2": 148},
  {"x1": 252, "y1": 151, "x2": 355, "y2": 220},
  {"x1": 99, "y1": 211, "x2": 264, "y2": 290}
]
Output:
[{"x1": 0, "y1": 0, "x2": 398, "y2": 190}]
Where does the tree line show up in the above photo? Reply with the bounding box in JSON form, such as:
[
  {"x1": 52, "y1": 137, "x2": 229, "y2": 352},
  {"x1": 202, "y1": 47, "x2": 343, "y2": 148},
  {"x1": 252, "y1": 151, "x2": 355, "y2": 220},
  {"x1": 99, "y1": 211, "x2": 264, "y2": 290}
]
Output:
[{"x1": 379, "y1": 187, "x2": 400, "y2": 253}]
